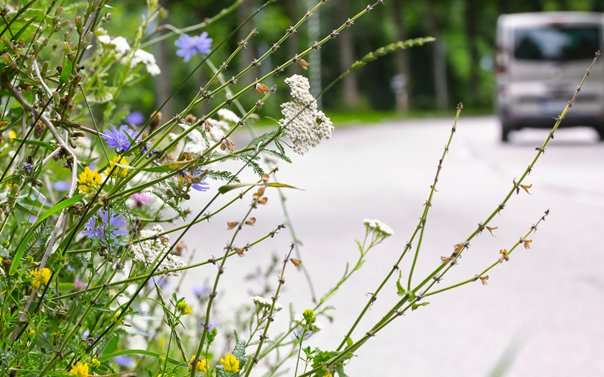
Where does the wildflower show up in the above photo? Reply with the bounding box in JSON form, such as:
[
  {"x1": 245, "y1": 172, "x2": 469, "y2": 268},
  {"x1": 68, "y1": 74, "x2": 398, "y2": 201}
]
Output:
[
  {"x1": 125, "y1": 111, "x2": 144, "y2": 125},
  {"x1": 220, "y1": 354, "x2": 240, "y2": 373},
  {"x1": 53, "y1": 180, "x2": 70, "y2": 191},
  {"x1": 129, "y1": 49, "x2": 161, "y2": 76},
  {"x1": 68, "y1": 361, "x2": 89, "y2": 377},
  {"x1": 105, "y1": 155, "x2": 129, "y2": 177},
  {"x1": 252, "y1": 296, "x2": 283, "y2": 311},
  {"x1": 30, "y1": 267, "x2": 51, "y2": 289},
  {"x1": 176, "y1": 300, "x2": 193, "y2": 315},
  {"x1": 189, "y1": 356, "x2": 208, "y2": 372},
  {"x1": 78, "y1": 166, "x2": 103, "y2": 193},
  {"x1": 97, "y1": 34, "x2": 131, "y2": 57},
  {"x1": 28, "y1": 327, "x2": 35, "y2": 335},
  {"x1": 217, "y1": 108, "x2": 241, "y2": 124},
  {"x1": 8, "y1": 130, "x2": 16, "y2": 139},
  {"x1": 175, "y1": 32, "x2": 213, "y2": 62},
  {"x1": 113, "y1": 356, "x2": 134, "y2": 368},
  {"x1": 102, "y1": 125, "x2": 139, "y2": 152},
  {"x1": 499, "y1": 248, "x2": 510, "y2": 262},
  {"x1": 179, "y1": 167, "x2": 210, "y2": 192},
  {"x1": 130, "y1": 192, "x2": 151, "y2": 208},
  {"x1": 363, "y1": 218, "x2": 394, "y2": 237},
  {"x1": 303, "y1": 308, "x2": 316, "y2": 324},
  {"x1": 91, "y1": 359, "x2": 101, "y2": 368},
  {"x1": 280, "y1": 75, "x2": 333, "y2": 154},
  {"x1": 131, "y1": 225, "x2": 185, "y2": 275},
  {"x1": 192, "y1": 285, "x2": 210, "y2": 298},
  {"x1": 523, "y1": 239, "x2": 533, "y2": 250},
  {"x1": 81, "y1": 209, "x2": 128, "y2": 248},
  {"x1": 74, "y1": 279, "x2": 84, "y2": 290}
]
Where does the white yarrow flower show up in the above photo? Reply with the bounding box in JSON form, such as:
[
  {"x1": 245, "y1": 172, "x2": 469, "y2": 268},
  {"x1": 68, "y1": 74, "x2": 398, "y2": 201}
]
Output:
[
  {"x1": 129, "y1": 49, "x2": 161, "y2": 76},
  {"x1": 279, "y1": 75, "x2": 333, "y2": 154},
  {"x1": 363, "y1": 218, "x2": 394, "y2": 237},
  {"x1": 217, "y1": 109, "x2": 241, "y2": 124},
  {"x1": 131, "y1": 225, "x2": 184, "y2": 275}
]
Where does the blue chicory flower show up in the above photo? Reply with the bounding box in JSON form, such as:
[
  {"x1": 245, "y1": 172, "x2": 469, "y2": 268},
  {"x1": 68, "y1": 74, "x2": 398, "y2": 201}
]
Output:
[
  {"x1": 190, "y1": 168, "x2": 210, "y2": 192},
  {"x1": 82, "y1": 209, "x2": 128, "y2": 247},
  {"x1": 192, "y1": 285, "x2": 210, "y2": 298},
  {"x1": 53, "y1": 180, "x2": 70, "y2": 191},
  {"x1": 102, "y1": 125, "x2": 139, "y2": 153},
  {"x1": 125, "y1": 111, "x2": 144, "y2": 125},
  {"x1": 113, "y1": 355, "x2": 135, "y2": 368},
  {"x1": 175, "y1": 32, "x2": 212, "y2": 62}
]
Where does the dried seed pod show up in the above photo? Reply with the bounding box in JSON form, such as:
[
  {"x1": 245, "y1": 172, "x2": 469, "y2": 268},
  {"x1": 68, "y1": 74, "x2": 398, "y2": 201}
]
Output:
[
  {"x1": 298, "y1": 58, "x2": 309, "y2": 70},
  {"x1": 479, "y1": 275, "x2": 489, "y2": 285},
  {"x1": 245, "y1": 217, "x2": 256, "y2": 226},
  {"x1": 290, "y1": 258, "x2": 302, "y2": 269},
  {"x1": 255, "y1": 82, "x2": 270, "y2": 94},
  {"x1": 227, "y1": 221, "x2": 239, "y2": 230}
]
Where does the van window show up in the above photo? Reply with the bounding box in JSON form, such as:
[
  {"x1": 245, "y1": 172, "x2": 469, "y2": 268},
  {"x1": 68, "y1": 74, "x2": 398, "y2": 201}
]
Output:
[{"x1": 513, "y1": 25, "x2": 600, "y2": 61}]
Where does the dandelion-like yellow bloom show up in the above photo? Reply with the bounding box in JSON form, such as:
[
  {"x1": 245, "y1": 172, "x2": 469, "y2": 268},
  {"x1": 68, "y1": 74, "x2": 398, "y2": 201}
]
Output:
[
  {"x1": 106, "y1": 155, "x2": 129, "y2": 177},
  {"x1": 177, "y1": 300, "x2": 193, "y2": 315},
  {"x1": 220, "y1": 354, "x2": 239, "y2": 373},
  {"x1": 68, "y1": 361, "x2": 89, "y2": 377},
  {"x1": 189, "y1": 355, "x2": 208, "y2": 373},
  {"x1": 78, "y1": 166, "x2": 102, "y2": 193},
  {"x1": 303, "y1": 308, "x2": 315, "y2": 324},
  {"x1": 8, "y1": 130, "x2": 16, "y2": 139},
  {"x1": 30, "y1": 267, "x2": 51, "y2": 289}
]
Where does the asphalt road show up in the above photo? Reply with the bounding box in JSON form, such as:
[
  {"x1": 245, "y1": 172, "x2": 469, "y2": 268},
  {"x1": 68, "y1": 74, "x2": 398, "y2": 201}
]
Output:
[{"x1": 180, "y1": 116, "x2": 604, "y2": 377}]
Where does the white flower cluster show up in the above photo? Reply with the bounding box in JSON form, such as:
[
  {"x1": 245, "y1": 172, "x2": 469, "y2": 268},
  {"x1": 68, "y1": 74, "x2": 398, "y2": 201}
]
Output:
[
  {"x1": 251, "y1": 296, "x2": 283, "y2": 311},
  {"x1": 131, "y1": 225, "x2": 184, "y2": 275},
  {"x1": 279, "y1": 75, "x2": 333, "y2": 155},
  {"x1": 363, "y1": 218, "x2": 394, "y2": 237},
  {"x1": 96, "y1": 33, "x2": 160, "y2": 76}
]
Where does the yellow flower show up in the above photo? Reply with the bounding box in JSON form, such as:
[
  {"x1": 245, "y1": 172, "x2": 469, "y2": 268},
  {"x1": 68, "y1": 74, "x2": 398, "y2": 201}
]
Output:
[
  {"x1": 91, "y1": 358, "x2": 100, "y2": 368},
  {"x1": 68, "y1": 361, "x2": 89, "y2": 377},
  {"x1": 106, "y1": 155, "x2": 129, "y2": 177},
  {"x1": 176, "y1": 300, "x2": 193, "y2": 315},
  {"x1": 220, "y1": 354, "x2": 239, "y2": 373},
  {"x1": 28, "y1": 327, "x2": 35, "y2": 336},
  {"x1": 189, "y1": 355, "x2": 208, "y2": 373},
  {"x1": 303, "y1": 308, "x2": 315, "y2": 324},
  {"x1": 78, "y1": 166, "x2": 103, "y2": 193},
  {"x1": 8, "y1": 130, "x2": 16, "y2": 139},
  {"x1": 30, "y1": 267, "x2": 51, "y2": 289}
]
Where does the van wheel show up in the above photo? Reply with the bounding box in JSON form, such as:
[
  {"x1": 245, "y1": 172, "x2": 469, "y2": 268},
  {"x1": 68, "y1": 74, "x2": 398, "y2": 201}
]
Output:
[{"x1": 501, "y1": 128, "x2": 511, "y2": 143}]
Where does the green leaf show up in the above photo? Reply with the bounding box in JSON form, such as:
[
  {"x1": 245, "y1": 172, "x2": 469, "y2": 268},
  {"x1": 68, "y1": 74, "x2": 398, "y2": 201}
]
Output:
[
  {"x1": 411, "y1": 302, "x2": 430, "y2": 311},
  {"x1": 13, "y1": 138, "x2": 54, "y2": 150},
  {"x1": 101, "y1": 336, "x2": 119, "y2": 357},
  {"x1": 396, "y1": 271, "x2": 406, "y2": 296},
  {"x1": 10, "y1": 195, "x2": 84, "y2": 275},
  {"x1": 59, "y1": 58, "x2": 73, "y2": 83},
  {"x1": 218, "y1": 182, "x2": 299, "y2": 194},
  {"x1": 98, "y1": 349, "x2": 180, "y2": 365}
]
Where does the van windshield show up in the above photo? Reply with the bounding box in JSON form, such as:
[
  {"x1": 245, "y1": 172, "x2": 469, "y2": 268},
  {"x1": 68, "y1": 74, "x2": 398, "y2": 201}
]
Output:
[{"x1": 514, "y1": 25, "x2": 600, "y2": 61}]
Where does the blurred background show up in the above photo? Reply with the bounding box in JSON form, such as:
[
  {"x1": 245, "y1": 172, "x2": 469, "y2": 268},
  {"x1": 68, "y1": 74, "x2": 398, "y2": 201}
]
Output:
[
  {"x1": 103, "y1": 1, "x2": 604, "y2": 376},
  {"x1": 107, "y1": 0, "x2": 604, "y2": 121}
]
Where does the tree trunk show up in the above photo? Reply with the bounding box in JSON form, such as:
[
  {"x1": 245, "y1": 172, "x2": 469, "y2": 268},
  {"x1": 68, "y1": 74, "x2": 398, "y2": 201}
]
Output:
[
  {"x1": 464, "y1": 0, "x2": 479, "y2": 107},
  {"x1": 337, "y1": 0, "x2": 361, "y2": 107},
  {"x1": 391, "y1": 0, "x2": 410, "y2": 111},
  {"x1": 238, "y1": 0, "x2": 257, "y2": 83},
  {"x1": 428, "y1": 0, "x2": 448, "y2": 110},
  {"x1": 286, "y1": 0, "x2": 300, "y2": 75}
]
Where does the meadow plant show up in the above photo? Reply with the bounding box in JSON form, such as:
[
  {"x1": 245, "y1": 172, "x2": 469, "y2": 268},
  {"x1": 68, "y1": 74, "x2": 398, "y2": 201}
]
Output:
[{"x1": 0, "y1": 1, "x2": 598, "y2": 376}]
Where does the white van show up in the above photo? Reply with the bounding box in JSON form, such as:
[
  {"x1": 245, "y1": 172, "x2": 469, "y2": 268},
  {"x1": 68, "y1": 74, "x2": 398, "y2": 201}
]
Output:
[{"x1": 495, "y1": 12, "x2": 604, "y2": 142}]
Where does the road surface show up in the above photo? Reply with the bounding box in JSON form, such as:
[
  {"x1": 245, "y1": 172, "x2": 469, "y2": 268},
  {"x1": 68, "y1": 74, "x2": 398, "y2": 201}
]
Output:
[{"x1": 179, "y1": 116, "x2": 604, "y2": 377}]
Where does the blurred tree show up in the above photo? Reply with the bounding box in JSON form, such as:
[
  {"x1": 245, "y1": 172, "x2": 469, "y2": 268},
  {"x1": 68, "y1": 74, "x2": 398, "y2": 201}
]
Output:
[{"x1": 337, "y1": 0, "x2": 361, "y2": 107}]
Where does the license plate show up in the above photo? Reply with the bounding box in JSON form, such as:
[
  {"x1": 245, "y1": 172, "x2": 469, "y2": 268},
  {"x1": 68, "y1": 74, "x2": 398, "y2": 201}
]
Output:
[{"x1": 539, "y1": 100, "x2": 567, "y2": 114}]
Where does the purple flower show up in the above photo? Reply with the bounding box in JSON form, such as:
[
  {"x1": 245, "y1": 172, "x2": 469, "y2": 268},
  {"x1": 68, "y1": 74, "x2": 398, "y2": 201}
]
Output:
[
  {"x1": 192, "y1": 285, "x2": 209, "y2": 298},
  {"x1": 113, "y1": 355, "x2": 135, "y2": 368},
  {"x1": 82, "y1": 209, "x2": 128, "y2": 247},
  {"x1": 102, "y1": 125, "x2": 139, "y2": 153},
  {"x1": 125, "y1": 112, "x2": 144, "y2": 125},
  {"x1": 130, "y1": 192, "x2": 151, "y2": 205},
  {"x1": 175, "y1": 32, "x2": 212, "y2": 62},
  {"x1": 179, "y1": 167, "x2": 210, "y2": 192},
  {"x1": 53, "y1": 181, "x2": 70, "y2": 191},
  {"x1": 74, "y1": 279, "x2": 84, "y2": 290}
]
